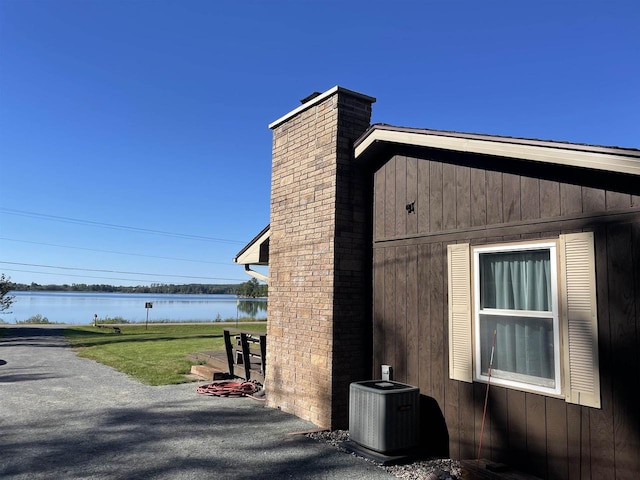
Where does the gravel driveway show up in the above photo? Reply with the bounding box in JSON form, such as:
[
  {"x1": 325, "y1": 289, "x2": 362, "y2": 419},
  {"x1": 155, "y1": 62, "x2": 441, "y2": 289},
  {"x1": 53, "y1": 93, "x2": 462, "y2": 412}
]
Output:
[{"x1": 0, "y1": 327, "x2": 393, "y2": 479}]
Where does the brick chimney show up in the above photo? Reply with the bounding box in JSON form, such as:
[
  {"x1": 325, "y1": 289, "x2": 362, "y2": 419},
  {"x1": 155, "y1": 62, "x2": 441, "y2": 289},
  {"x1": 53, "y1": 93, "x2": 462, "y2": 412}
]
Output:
[{"x1": 266, "y1": 86, "x2": 375, "y2": 428}]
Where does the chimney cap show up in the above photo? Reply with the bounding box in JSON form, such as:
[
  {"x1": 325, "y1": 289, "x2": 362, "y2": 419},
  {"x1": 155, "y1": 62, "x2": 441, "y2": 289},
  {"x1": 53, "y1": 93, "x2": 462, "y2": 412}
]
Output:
[
  {"x1": 300, "y1": 92, "x2": 322, "y2": 104},
  {"x1": 269, "y1": 86, "x2": 376, "y2": 130}
]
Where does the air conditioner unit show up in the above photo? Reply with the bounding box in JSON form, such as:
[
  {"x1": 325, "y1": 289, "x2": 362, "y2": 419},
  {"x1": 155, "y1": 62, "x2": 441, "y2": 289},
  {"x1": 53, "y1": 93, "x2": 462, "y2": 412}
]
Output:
[{"x1": 349, "y1": 380, "x2": 419, "y2": 454}]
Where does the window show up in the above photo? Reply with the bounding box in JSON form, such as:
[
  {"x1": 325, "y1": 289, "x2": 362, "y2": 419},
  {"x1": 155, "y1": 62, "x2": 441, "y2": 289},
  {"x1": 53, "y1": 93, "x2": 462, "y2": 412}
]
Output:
[
  {"x1": 447, "y1": 233, "x2": 601, "y2": 408},
  {"x1": 474, "y1": 243, "x2": 561, "y2": 396}
]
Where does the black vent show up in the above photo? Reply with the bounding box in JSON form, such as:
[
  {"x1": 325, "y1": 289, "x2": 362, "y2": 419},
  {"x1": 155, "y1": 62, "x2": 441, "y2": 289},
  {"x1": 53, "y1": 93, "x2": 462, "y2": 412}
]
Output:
[{"x1": 300, "y1": 92, "x2": 322, "y2": 104}]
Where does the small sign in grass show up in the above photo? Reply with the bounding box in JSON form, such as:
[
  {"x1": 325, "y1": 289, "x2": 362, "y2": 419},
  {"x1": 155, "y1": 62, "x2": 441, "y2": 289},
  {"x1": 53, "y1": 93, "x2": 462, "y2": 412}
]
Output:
[{"x1": 64, "y1": 323, "x2": 266, "y2": 385}]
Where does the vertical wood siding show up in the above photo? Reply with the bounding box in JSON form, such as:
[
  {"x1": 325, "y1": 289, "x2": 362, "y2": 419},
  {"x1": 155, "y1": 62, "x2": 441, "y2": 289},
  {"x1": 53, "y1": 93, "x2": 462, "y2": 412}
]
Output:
[{"x1": 372, "y1": 154, "x2": 640, "y2": 479}]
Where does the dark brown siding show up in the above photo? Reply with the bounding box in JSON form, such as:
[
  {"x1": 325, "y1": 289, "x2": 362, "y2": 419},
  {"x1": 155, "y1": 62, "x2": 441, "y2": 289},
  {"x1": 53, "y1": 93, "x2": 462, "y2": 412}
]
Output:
[{"x1": 371, "y1": 153, "x2": 640, "y2": 480}]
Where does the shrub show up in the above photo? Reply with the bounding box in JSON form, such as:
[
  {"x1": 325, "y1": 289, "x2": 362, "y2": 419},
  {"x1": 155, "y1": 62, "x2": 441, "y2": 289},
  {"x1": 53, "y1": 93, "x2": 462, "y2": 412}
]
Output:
[
  {"x1": 98, "y1": 316, "x2": 129, "y2": 324},
  {"x1": 17, "y1": 314, "x2": 52, "y2": 324}
]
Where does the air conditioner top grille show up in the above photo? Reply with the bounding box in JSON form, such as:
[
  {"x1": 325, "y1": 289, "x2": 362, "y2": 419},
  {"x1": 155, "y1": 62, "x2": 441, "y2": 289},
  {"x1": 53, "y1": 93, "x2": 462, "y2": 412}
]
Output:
[{"x1": 351, "y1": 380, "x2": 419, "y2": 393}]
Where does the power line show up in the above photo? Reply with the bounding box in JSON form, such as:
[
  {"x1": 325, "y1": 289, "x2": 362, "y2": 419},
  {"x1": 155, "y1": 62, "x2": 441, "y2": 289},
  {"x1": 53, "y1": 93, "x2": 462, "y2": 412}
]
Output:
[
  {"x1": 0, "y1": 261, "x2": 245, "y2": 282},
  {"x1": 2, "y1": 267, "x2": 183, "y2": 284},
  {"x1": 0, "y1": 207, "x2": 245, "y2": 244},
  {"x1": 0, "y1": 237, "x2": 231, "y2": 265}
]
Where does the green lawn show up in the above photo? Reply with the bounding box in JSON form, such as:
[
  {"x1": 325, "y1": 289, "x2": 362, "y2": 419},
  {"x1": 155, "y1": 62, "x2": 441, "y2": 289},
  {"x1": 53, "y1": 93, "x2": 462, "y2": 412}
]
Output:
[{"x1": 63, "y1": 323, "x2": 266, "y2": 385}]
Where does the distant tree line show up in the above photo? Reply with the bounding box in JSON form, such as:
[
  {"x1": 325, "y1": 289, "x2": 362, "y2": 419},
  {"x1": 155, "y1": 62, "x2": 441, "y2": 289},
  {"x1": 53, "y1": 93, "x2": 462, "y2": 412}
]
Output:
[{"x1": 8, "y1": 280, "x2": 267, "y2": 297}]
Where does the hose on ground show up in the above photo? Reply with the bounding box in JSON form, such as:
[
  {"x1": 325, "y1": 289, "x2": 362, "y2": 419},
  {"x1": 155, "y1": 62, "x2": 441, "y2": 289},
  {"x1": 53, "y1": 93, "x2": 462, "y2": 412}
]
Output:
[{"x1": 197, "y1": 380, "x2": 262, "y2": 399}]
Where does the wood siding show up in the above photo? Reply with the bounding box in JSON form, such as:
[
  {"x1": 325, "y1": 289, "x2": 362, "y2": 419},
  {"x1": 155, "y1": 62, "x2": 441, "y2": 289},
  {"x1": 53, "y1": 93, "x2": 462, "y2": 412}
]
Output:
[{"x1": 372, "y1": 154, "x2": 640, "y2": 480}]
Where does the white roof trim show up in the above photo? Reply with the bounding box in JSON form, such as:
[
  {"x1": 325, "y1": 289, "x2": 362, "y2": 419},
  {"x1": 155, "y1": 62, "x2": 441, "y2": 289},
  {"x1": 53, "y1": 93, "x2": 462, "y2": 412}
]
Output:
[
  {"x1": 233, "y1": 228, "x2": 270, "y2": 265},
  {"x1": 355, "y1": 129, "x2": 640, "y2": 176},
  {"x1": 269, "y1": 86, "x2": 376, "y2": 130}
]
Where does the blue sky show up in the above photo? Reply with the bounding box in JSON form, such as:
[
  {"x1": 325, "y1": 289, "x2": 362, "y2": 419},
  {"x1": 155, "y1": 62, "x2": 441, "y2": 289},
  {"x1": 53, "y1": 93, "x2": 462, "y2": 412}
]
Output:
[{"x1": 1, "y1": 0, "x2": 638, "y2": 287}]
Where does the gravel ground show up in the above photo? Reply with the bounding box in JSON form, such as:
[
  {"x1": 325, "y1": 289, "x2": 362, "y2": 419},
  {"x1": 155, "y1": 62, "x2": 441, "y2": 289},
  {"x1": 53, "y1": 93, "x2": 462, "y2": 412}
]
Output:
[
  {"x1": 0, "y1": 327, "x2": 395, "y2": 480},
  {"x1": 306, "y1": 431, "x2": 463, "y2": 480}
]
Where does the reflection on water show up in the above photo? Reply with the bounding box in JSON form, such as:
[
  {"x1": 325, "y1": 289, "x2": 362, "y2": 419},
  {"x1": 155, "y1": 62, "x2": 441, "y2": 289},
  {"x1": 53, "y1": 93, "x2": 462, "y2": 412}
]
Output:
[{"x1": 237, "y1": 300, "x2": 268, "y2": 316}]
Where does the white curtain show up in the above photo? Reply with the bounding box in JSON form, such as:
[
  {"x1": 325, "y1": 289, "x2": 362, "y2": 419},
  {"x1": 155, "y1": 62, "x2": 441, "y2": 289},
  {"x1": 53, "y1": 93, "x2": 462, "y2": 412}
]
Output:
[
  {"x1": 479, "y1": 250, "x2": 555, "y2": 383},
  {"x1": 480, "y1": 250, "x2": 552, "y2": 311}
]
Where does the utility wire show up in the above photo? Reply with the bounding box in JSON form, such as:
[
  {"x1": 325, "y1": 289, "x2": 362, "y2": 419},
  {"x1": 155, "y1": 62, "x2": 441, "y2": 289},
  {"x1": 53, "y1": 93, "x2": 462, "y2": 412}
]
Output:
[
  {"x1": 2, "y1": 267, "x2": 186, "y2": 284},
  {"x1": 0, "y1": 237, "x2": 231, "y2": 265},
  {"x1": 0, "y1": 261, "x2": 244, "y2": 282},
  {"x1": 0, "y1": 207, "x2": 245, "y2": 244}
]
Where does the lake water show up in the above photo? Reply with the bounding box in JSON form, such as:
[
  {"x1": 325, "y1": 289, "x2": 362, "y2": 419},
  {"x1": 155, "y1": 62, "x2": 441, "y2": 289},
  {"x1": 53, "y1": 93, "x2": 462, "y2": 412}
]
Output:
[{"x1": 2, "y1": 292, "x2": 267, "y2": 325}]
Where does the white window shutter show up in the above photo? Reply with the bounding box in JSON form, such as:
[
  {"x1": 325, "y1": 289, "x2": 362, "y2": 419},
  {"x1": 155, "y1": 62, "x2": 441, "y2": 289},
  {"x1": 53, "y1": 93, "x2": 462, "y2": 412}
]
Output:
[
  {"x1": 560, "y1": 232, "x2": 601, "y2": 408},
  {"x1": 447, "y1": 243, "x2": 472, "y2": 383}
]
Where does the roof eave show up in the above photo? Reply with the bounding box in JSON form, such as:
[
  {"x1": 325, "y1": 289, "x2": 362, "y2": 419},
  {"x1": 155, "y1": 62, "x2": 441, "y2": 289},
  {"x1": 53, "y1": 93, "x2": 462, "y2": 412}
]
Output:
[
  {"x1": 233, "y1": 225, "x2": 270, "y2": 265},
  {"x1": 354, "y1": 125, "x2": 640, "y2": 176}
]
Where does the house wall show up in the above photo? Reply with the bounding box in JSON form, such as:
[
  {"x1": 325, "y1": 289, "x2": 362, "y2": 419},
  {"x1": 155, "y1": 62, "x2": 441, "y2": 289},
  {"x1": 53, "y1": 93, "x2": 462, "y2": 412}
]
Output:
[
  {"x1": 266, "y1": 88, "x2": 374, "y2": 428},
  {"x1": 372, "y1": 152, "x2": 640, "y2": 479}
]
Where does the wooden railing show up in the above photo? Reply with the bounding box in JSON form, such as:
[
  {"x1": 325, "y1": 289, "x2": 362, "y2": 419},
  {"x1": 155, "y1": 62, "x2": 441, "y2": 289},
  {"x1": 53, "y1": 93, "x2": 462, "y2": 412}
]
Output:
[{"x1": 223, "y1": 328, "x2": 266, "y2": 382}]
